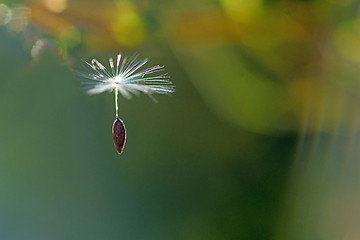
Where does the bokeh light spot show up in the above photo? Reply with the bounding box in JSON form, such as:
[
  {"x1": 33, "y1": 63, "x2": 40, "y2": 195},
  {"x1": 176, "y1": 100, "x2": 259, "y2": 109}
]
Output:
[
  {"x1": 42, "y1": 0, "x2": 67, "y2": 13},
  {"x1": 0, "y1": 4, "x2": 12, "y2": 25},
  {"x1": 31, "y1": 39, "x2": 59, "y2": 59},
  {"x1": 220, "y1": 0, "x2": 263, "y2": 22},
  {"x1": 7, "y1": 5, "x2": 30, "y2": 32}
]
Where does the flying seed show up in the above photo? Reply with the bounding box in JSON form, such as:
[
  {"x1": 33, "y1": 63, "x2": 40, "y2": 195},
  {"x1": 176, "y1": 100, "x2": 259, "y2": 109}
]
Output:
[
  {"x1": 76, "y1": 53, "x2": 175, "y2": 155},
  {"x1": 112, "y1": 118, "x2": 126, "y2": 154}
]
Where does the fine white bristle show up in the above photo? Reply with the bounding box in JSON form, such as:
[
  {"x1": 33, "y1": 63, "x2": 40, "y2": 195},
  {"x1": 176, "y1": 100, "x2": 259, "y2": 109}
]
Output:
[{"x1": 77, "y1": 53, "x2": 175, "y2": 100}]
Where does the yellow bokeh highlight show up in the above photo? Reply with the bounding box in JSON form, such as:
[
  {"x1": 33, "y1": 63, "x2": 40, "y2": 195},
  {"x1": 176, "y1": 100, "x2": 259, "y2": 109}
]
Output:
[
  {"x1": 220, "y1": 0, "x2": 263, "y2": 22},
  {"x1": 108, "y1": 0, "x2": 146, "y2": 46},
  {"x1": 42, "y1": 0, "x2": 67, "y2": 13},
  {"x1": 334, "y1": 19, "x2": 360, "y2": 62}
]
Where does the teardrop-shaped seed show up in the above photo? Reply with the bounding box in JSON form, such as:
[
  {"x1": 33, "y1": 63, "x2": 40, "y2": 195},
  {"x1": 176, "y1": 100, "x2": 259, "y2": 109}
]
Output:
[{"x1": 112, "y1": 118, "x2": 126, "y2": 154}]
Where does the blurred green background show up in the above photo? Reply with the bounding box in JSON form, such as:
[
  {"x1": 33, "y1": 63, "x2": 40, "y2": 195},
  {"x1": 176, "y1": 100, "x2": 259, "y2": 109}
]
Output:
[{"x1": 1, "y1": 0, "x2": 360, "y2": 239}]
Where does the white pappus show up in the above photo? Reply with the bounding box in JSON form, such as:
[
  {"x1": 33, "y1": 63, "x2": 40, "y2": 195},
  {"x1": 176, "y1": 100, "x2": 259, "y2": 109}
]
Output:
[{"x1": 75, "y1": 53, "x2": 175, "y2": 154}]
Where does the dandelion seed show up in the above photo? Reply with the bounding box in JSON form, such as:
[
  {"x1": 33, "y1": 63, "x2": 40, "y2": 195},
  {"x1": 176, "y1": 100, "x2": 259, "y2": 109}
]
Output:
[
  {"x1": 76, "y1": 53, "x2": 175, "y2": 154},
  {"x1": 112, "y1": 117, "x2": 126, "y2": 154}
]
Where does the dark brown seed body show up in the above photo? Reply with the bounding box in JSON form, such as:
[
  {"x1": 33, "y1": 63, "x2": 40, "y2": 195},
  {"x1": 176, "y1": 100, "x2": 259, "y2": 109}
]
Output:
[{"x1": 112, "y1": 118, "x2": 126, "y2": 154}]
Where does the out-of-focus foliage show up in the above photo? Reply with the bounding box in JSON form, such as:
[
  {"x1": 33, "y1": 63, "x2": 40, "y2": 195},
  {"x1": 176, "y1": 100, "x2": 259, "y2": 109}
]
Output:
[
  {"x1": 1, "y1": 0, "x2": 360, "y2": 239},
  {"x1": 1, "y1": 0, "x2": 356, "y2": 134}
]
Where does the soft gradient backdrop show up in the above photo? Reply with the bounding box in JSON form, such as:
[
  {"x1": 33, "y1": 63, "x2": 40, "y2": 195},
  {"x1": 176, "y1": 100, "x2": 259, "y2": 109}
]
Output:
[{"x1": 1, "y1": 0, "x2": 360, "y2": 239}]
